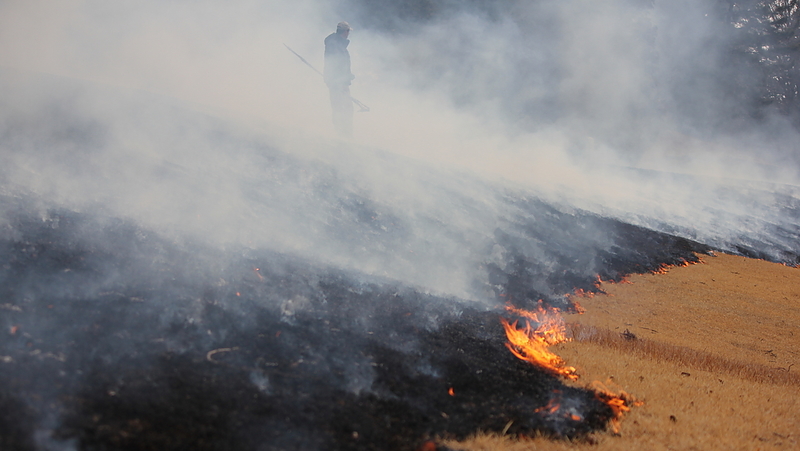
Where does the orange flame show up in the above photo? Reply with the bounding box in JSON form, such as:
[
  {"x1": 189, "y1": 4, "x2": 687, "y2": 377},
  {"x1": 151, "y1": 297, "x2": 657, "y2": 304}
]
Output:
[
  {"x1": 502, "y1": 302, "x2": 642, "y2": 434},
  {"x1": 590, "y1": 381, "x2": 643, "y2": 434},
  {"x1": 570, "y1": 288, "x2": 595, "y2": 299},
  {"x1": 563, "y1": 294, "x2": 588, "y2": 313},
  {"x1": 500, "y1": 303, "x2": 578, "y2": 380},
  {"x1": 652, "y1": 259, "x2": 696, "y2": 275},
  {"x1": 571, "y1": 300, "x2": 586, "y2": 314}
]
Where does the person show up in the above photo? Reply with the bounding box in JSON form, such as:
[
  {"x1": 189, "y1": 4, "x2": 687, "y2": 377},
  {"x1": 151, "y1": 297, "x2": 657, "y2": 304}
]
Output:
[{"x1": 324, "y1": 21, "x2": 355, "y2": 137}]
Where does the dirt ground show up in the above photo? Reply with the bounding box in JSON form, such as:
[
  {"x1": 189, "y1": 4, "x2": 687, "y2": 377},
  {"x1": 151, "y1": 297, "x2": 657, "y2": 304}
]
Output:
[{"x1": 444, "y1": 252, "x2": 800, "y2": 450}]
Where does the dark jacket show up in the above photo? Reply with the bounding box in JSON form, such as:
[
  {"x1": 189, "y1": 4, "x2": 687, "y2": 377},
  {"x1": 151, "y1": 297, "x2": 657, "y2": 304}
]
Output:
[{"x1": 324, "y1": 32, "x2": 353, "y2": 87}]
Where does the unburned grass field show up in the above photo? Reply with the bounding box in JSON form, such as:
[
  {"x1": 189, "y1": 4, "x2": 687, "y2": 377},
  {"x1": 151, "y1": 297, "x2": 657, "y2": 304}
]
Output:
[{"x1": 443, "y1": 253, "x2": 800, "y2": 450}]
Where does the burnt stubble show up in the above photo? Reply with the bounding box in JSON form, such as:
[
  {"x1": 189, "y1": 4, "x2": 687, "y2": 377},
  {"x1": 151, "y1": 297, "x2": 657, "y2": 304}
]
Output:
[{"x1": 0, "y1": 191, "x2": 714, "y2": 450}]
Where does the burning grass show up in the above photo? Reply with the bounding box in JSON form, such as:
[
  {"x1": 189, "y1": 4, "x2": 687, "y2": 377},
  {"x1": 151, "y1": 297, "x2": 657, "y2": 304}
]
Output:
[
  {"x1": 498, "y1": 302, "x2": 640, "y2": 435},
  {"x1": 501, "y1": 303, "x2": 579, "y2": 381},
  {"x1": 0, "y1": 196, "x2": 718, "y2": 449},
  {"x1": 444, "y1": 253, "x2": 800, "y2": 450}
]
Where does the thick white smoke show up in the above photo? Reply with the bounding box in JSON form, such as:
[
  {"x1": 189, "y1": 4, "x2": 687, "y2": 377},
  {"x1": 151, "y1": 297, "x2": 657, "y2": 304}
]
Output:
[{"x1": 0, "y1": 0, "x2": 798, "y2": 299}]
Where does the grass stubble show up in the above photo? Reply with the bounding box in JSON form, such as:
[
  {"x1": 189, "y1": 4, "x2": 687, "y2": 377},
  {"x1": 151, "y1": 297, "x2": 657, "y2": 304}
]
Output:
[{"x1": 442, "y1": 253, "x2": 800, "y2": 450}]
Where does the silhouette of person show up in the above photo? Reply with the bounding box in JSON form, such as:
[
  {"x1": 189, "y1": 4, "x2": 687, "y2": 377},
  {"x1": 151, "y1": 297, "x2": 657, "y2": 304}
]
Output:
[{"x1": 324, "y1": 21, "x2": 355, "y2": 137}]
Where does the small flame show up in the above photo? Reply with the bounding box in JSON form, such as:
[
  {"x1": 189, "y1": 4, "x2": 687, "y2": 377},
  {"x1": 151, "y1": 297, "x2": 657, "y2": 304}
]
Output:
[
  {"x1": 501, "y1": 303, "x2": 578, "y2": 380},
  {"x1": 594, "y1": 274, "x2": 633, "y2": 286},
  {"x1": 448, "y1": 387, "x2": 455, "y2": 396},
  {"x1": 652, "y1": 264, "x2": 670, "y2": 275},
  {"x1": 563, "y1": 295, "x2": 588, "y2": 313},
  {"x1": 502, "y1": 302, "x2": 642, "y2": 433},
  {"x1": 652, "y1": 259, "x2": 695, "y2": 275},
  {"x1": 590, "y1": 381, "x2": 643, "y2": 434},
  {"x1": 570, "y1": 288, "x2": 595, "y2": 298}
]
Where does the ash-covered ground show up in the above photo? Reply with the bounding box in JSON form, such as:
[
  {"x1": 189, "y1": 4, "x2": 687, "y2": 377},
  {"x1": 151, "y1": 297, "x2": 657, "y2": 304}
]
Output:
[
  {"x1": 0, "y1": 191, "x2": 711, "y2": 451},
  {"x1": 3, "y1": 1, "x2": 800, "y2": 449},
  {"x1": 0, "y1": 68, "x2": 798, "y2": 450}
]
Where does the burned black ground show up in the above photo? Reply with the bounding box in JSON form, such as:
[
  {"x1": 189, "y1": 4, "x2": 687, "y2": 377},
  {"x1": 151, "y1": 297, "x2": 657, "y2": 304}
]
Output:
[{"x1": 0, "y1": 191, "x2": 717, "y2": 450}]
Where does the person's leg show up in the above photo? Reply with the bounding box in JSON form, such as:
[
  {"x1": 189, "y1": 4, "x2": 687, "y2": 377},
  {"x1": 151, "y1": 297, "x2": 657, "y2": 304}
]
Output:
[{"x1": 329, "y1": 87, "x2": 354, "y2": 137}]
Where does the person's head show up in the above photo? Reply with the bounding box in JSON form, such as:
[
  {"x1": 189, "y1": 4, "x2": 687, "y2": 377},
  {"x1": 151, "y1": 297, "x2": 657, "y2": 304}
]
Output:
[{"x1": 336, "y1": 21, "x2": 351, "y2": 38}]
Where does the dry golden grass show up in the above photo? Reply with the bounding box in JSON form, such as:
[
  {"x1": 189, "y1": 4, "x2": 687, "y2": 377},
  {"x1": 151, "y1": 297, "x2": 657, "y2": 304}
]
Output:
[
  {"x1": 568, "y1": 323, "x2": 800, "y2": 386},
  {"x1": 442, "y1": 253, "x2": 800, "y2": 450}
]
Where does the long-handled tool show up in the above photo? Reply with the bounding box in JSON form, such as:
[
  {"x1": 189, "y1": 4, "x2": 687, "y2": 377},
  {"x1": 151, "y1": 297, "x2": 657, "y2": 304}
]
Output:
[{"x1": 284, "y1": 43, "x2": 370, "y2": 112}]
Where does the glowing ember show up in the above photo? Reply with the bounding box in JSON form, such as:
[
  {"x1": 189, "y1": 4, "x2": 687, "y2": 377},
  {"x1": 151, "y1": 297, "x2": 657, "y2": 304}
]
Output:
[
  {"x1": 534, "y1": 398, "x2": 561, "y2": 414},
  {"x1": 533, "y1": 392, "x2": 585, "y2": 424}
]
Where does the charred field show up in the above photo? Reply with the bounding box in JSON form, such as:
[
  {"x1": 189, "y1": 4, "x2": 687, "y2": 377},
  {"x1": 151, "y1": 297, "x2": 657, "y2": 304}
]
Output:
[
  {"x1": 0, "y1": 189, "x2": 714, "y2": 451},
  {"x1": 1, "y1": 72, "x2": 799, "y2": 451},
  {"x1": 3, "y1": 0, "x2": 800, "y2": 448}
]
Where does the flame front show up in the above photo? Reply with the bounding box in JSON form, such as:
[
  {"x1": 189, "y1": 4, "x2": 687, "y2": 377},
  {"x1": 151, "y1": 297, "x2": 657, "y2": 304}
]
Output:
[
  {"x1": 500, "y1": 303, "x2": 578, "y2": 380},
  {"x1": 502, "y1": 301, "x2": 641, "y2": 434}
]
